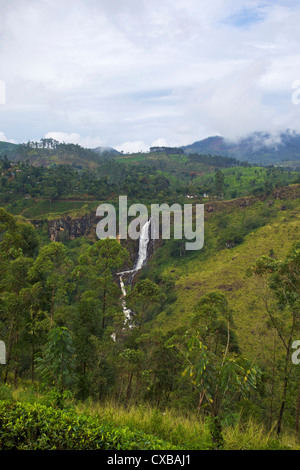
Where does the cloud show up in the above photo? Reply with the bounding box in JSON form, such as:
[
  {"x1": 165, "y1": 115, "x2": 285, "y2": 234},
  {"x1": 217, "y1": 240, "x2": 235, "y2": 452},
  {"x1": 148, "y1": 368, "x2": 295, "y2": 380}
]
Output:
[
  {"x1": 115, "y1": 140, "x2": 149, "y2": 153},
  {"x1": 0, "y1": 0, "x2": 300, "y2": 149},
  {"x1": 44, "y1": 132, "x2": 104, "y2": 149},
  {"x1": 0, "y1": 132, "x2": 16, "y2": 144}
]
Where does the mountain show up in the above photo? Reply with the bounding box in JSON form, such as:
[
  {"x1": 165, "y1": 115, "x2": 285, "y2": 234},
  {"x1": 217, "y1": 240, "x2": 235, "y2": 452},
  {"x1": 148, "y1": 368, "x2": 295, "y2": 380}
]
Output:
[
  {"x1": 0, "y1": 141, "x2": 19, "y2": 159},
  {"x1": 92, "y1": 146, "x2": 119, "y2": 155},
  {"x1": 182, "y1": 130, "x2": 300, "y2": 166},
  {"x1": 2, "y1": 130, "x2": 300, "y2": 168}
]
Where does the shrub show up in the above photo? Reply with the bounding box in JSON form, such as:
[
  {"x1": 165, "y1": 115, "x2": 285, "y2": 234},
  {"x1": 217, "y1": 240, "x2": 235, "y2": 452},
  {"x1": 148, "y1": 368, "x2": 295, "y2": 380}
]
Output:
[{"x1": 0, "y1": 400, "x2": 177, "y2": 450}]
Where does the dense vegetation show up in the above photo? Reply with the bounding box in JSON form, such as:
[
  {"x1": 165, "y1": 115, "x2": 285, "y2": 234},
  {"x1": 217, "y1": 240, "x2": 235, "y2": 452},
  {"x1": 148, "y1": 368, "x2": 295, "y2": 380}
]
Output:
[
  {"x1": 1, "y1": 150, "x2": 298, "y2": 205},
  {"x1": 0, "y1": 143, "x2": 299, "y2": 450}
]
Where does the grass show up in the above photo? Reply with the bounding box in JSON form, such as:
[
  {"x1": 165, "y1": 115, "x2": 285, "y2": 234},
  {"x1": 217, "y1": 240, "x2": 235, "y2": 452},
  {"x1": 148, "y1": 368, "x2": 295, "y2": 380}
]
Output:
[
  {"x1": 147, "y1": 196, "x2": 300, "y2": 360},
  {"x1": 75, "y1": 399, "x2": 299, "y2": 450},
  {"x1": 1, "y1": 384, "x2": 298, "y2": 450},
  {"x1": 0, "y1": 376, "x2": 300, "y2": 450},
  {"x1": 76, "y1": 400, "x2": 210, "y2": 450}
]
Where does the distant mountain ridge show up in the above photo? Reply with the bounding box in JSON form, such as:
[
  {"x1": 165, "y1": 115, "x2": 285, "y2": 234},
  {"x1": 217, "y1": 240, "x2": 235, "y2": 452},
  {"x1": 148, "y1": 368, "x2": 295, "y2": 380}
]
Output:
[
  {"x1": 182, "y1": 130, "x2": 300, "y2": 165},
  {"x1": 2, "y1": 130, "x2": 300, "y2": 167}
]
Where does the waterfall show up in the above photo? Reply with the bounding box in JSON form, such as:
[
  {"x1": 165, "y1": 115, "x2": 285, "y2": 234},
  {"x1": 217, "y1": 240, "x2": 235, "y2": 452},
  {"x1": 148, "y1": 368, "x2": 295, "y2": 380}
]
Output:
[
  {"x1": 117, "y1": 219, "x2": 151, "y2": 328},
  {"x1": 133, "y1": 218, "x2": 152, "y2": 272}
]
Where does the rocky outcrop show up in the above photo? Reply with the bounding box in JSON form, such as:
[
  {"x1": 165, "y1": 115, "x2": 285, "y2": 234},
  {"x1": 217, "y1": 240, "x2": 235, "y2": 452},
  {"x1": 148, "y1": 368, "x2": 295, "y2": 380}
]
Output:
[
  {"x1": 271, "y1": 184, "x2": 300, "y2": 201},
  {"x1": 204, "y1": 184, "x2": 300, "y2": 215},
  {"x1": 205, "y1": 196, "x2": 254, "y2": 214},
  {"x1": 47, "y1": 213, "x2": 98, "y2": 242}
]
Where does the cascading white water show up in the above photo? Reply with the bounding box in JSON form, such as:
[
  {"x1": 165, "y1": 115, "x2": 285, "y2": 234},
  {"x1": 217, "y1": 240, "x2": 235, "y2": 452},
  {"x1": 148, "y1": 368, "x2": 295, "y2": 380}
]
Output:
[
  {"x1": 117, "y1": 219, "x2": 151, "y2": 327},
  {"x1": 133, "y1": 219, "x2": 151, "y2": 272}
]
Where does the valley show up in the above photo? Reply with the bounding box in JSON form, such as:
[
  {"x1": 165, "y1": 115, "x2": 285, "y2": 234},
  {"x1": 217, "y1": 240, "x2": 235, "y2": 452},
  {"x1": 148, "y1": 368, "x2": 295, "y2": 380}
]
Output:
[{"x1": 0, "y1": 140, "x2": 299, "y2": 450}]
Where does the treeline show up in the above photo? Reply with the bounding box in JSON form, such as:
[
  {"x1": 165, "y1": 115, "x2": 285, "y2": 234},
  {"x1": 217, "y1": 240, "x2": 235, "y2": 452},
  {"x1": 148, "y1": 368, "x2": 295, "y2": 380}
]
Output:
[
  {"x1": 149, "y1": 146, "x2": 185, "y2": 154},
  {"x1": 18, "y1": 140, "x2": 105, "y2": 165},
  {"x1": 187, "y1": 153, "x2": 243, "y2": 167},
  {"x1": 1, "y1": 155, "x2": 298, "y2": 204},
  {"x1": 0, "y1": 157, "x2": 173, "y2": 200}
]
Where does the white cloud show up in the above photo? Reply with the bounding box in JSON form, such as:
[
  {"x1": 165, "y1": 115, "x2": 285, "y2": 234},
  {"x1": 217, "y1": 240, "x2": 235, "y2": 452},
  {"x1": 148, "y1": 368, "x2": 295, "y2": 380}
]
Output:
[
  {"x1": 115, "y1": 140, "x2": 149, "y2": 153},
  {"x1": 44, "y1": 132, "x2": 103, "y2": 149},
  {"x1": 0, "y1": 0, "x2": 300, "y2": 148},
  {"x1": 0, "y1": 132, "x2": 16, "y2": 144},
  {"x1": 151, "y1": 138, "x2": 169, "y2": 147}
]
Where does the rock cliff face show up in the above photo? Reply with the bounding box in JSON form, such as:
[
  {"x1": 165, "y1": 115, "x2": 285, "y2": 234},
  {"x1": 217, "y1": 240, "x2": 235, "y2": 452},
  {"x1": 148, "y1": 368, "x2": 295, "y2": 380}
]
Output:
[
  {"x1": 32, "y1": 215, "x2": 145, "y2": 268},
  {"x1": 45, "y1": 214, "x2": 98, "y2": 242}
]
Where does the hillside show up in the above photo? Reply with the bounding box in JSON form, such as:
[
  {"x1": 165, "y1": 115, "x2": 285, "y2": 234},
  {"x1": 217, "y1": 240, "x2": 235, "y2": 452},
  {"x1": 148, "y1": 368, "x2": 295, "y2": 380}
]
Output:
[
  {"x1": 0, "y1": 139, "x2": 117, "y2": 168},
  {"x1": 0, "y1": 148, "x2": 299, "y2": 449},
  {"x1": 0, "y1": 141, "x2": 19, "y2": 159},
  {"x1": 182, "y1": 131, "x2": 300, "y2": 167},
  {"x1": 145, "y1": 185, "x2": 300, "y2": 359},
  {"x1": 3, "y1": 129, "x2": 300, "y2": 169}
]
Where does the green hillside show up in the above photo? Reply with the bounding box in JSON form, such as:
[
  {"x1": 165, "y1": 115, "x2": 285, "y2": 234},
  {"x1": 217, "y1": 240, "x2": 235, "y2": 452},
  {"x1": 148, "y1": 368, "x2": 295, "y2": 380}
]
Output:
[
  {"x1": 0, "y1": 148, "x2": 299, "y2": 450},
  {"x1": 0, "y1": 141, "x2": 19, "y2": 158},
  {"x1": 0, "y1": 139, "x2": 115, "y2": 168},
  {"x1": 146, "y1": 189, "x2": 300, "y2": 359}
]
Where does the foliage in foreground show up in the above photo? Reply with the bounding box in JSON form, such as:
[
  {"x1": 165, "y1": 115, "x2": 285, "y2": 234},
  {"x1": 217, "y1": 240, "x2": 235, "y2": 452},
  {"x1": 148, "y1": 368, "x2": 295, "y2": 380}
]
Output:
[
  {"x1": 0, "y1": 400, "x2": 177, "y2": 450},
  {"x1": 77, "y1": 399, "x2": 300, "y2": 450},
  {"x1": 0, "y1": 395, "x2": 298, "y2": 451}
]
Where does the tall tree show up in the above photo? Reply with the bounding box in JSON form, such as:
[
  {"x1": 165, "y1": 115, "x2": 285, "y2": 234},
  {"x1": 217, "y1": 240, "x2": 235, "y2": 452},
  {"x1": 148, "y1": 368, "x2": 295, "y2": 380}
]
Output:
[
  {"x1": 72, "y1": 290, "x2": 102, "y2": 400},
  {"x1": 214, "y1": 170, "x2": 225, "y2": 197},
  {"x1": 247, "y1": 241, "x2": 300, "y2": 434},
  {"x1": 35, "y1": 326, "x2": 75, "y2": 406},
  {"x1": 74, "y1": 238, "x2": 130, "y2": 330},
  {"x1": 28, "y1": 242, "x2": 71, "y2": 328},
  {"x1": 127, "y1": 279, "x2": 164, "y2": 327}
]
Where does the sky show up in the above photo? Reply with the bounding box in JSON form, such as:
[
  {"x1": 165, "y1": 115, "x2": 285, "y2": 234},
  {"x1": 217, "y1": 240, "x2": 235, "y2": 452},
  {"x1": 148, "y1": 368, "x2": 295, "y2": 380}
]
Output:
[{"x1": 1, "y1": 0, "x2": 300, "y2": 153}]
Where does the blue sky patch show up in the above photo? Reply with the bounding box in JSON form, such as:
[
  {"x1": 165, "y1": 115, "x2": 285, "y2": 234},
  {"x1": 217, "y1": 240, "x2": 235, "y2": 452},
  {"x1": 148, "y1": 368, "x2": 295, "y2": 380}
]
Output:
[{"x1": 225, "y1": 7, "x2": 266, "y2": 28}]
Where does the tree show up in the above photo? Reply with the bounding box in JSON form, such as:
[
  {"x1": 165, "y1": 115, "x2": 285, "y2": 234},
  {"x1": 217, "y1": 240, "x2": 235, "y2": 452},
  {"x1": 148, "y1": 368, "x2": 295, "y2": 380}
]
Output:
[
  {"x1": 19, "y1": 282, "x2": 49, "y2": 382},
  {"x1": 185, "y1": 335, "x2": 260, "y2": 449},
  {"x1": 35, "y1": 326, "x2": 75, "y2": 406},
  {"x1": 28, "y1": 242, "x2": 71, "y2": 328},
  {"x1": 0, "y1": 209, "x2": 41, "y2": 384},
  {"x1": 190, "y1": 291, "x2": 239, "y2": 355},
  {"x1": 141, "y1": 330, "x2": 184, "y2": 407},
  {"x1": 127, "y1": 279, "x2": 164, "y2": 327},
  {"x1": 74, "y1": 239, "x2": 130, "y2": 330},
  {"x1": 72, "y1": 290, "x2": 103, "y2": 400},
  {"x1": 214, "y1": 170, "x2": 225, "y2": 197},
  {"x1": 0, "y1": 209, "x2": 39, "y2": 259},
  {"x1": 167, "y1": 291, "x2": 260, "y2": 448},
  {"x1": 118, "y1": 348, "x2": 144, "y2": 404},
  {"x1": 247, "y1": 241, "x2": 300, "y2": 434}
]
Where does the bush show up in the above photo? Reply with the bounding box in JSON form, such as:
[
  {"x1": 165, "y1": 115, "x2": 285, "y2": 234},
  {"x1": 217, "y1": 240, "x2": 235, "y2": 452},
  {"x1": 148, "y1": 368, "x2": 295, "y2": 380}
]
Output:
[{"x1": 0, "y1": 400, "x2": 177, "y2": 450}]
